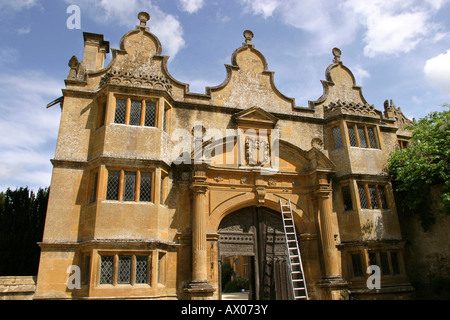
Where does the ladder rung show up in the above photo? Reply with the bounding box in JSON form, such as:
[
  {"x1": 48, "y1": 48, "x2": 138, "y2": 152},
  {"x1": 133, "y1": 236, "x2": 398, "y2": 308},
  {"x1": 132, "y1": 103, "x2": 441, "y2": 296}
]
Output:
[{"x1": 280, "y1": 201, "x2": 308, "y2": 301}]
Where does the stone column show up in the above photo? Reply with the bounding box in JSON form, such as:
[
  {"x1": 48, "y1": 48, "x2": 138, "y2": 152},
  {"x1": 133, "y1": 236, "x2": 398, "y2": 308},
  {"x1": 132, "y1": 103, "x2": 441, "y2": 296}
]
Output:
[
  {"x1": 315, "y1": 173, "x2": 348, "y2": 299},
  {"x1": 184, "y1": 165, "x2": 215, "y2": 300}
]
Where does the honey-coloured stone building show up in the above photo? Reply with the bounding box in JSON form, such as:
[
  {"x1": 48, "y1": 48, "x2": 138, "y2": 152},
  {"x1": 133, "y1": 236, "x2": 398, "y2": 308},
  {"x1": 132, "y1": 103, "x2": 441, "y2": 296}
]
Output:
[{"x1": 35, "y1": 12, "x2": 415, "y2": 300}]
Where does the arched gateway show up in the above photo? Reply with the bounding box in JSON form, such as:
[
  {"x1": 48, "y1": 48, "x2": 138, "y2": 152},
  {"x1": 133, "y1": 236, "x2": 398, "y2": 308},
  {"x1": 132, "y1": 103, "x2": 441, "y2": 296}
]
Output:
[{"x1": 218, "y1": 206, "x2": 295, "y2": 300}]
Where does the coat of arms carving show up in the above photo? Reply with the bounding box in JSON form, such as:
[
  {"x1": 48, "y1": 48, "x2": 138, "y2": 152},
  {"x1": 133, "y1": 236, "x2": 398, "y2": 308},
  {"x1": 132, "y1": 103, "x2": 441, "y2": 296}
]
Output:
[{"x1": 245, "y1": 136, "x2": 270, "y2": 166}]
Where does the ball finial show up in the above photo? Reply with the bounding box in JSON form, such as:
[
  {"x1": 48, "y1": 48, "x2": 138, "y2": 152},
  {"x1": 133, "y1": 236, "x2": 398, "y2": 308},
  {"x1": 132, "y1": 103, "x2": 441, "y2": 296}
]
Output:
[
  {"x1": 243, "y1": 30, "x2": 254, "y2": 44},
  {"x1": 138, "y1": 12, "x2": 150, "y2": 27}
]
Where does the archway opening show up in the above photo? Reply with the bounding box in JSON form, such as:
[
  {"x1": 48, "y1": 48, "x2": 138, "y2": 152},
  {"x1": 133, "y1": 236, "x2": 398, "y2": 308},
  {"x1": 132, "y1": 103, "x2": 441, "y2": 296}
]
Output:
[{"x1": 218, "y1": 206, "x2": 295, "y2": 300}]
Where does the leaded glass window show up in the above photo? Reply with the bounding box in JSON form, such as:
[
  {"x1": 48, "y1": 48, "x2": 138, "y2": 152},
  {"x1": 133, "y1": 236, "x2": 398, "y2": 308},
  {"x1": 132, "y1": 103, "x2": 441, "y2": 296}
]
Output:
[
  {"x1": 348, "y1": 125, "x2": 357, "y2": 147},
  {"x1": 358, "y1": 184, "x2": 368, "y2": 209},
  {"x1": 342, "y1": 186, "x2": 353, "y2": 211},
  {"x1": 351, "y1": 254, "x2": 364, "y2": 277},
  {"x1": 91, "y1": 172, "x2": 98, "y2": 203},
  {"x1": 106, "y1": 171, "x2": 120, "y2": 200},
  {"x1": 367, "y1": 127, "x2": 377, "y2": 148},
  {"x1": 357, "y1": 126, "x2": 368, "y2": 148},
  {"x1": 378, "y1": 185, "x2": 389, "y2": 209},
  {"x1": 100, "y1": 255, "x2": 114, "y2": 284},
  {"x1": 369, "y1": 252, "x2": 377, "y2": 266},
  {"x1": 368, "y1": 185, "x2": 379, "y2": 209},
  {"x1": 163, "y1": 107, "x2": 168, "y2": 132},
  {"x1": 124, "y1": 171, "x2": 136, "y2": 201},
  {"x1": 135, "y1": 256, "x2": 149, "y2": 284},
  {"x1": 391, "y1": 252, "x2": 401, "y2": 275},
  {"x1": 380, "y1": 252, "x2": 391, "y2": 275},
  {"x1": 140, "y1": 173, "x2": 152, "y2": 202},
  {"x1": 145, "y1": 102, "x2": 156, "y2": 127},
  {"x1": 129, "y1": 100, "x2": 142, "y2": 126},
  {"x1": 332, "y1": 126, "x2": 343, "y2": 149},
  {"x1": 118, "y1": 256, "x2": 131, "y2": 284},
  {"x1": 114, "y1": 99, "x2": 127, "y2": 124}
]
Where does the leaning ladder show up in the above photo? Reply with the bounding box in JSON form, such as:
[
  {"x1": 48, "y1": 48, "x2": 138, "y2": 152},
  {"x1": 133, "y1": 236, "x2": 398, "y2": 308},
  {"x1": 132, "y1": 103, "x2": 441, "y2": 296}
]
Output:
[{"x1": 279, "y1": 199, "x2": 309, "y2": 300}]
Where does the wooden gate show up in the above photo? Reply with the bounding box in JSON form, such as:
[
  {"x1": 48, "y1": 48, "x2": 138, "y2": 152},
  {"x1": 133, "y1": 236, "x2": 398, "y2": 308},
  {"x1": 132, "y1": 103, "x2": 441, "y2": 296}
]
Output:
[{"x1": 218, "y1": 207, "x2": 293, "y2": 300}]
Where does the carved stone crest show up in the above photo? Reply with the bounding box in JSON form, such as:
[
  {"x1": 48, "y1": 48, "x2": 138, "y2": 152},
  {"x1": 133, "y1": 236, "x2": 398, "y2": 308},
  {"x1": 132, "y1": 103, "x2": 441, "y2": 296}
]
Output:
[{"x1": 245, "y1": 136, "x2": 270, "y2": 166}]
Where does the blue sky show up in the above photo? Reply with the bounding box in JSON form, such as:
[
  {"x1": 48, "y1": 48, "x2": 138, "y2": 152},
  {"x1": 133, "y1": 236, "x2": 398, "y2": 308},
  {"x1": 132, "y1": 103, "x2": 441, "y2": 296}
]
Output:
[{"x1": 1, "y1": 0, "x2": 450, "y2": 192}]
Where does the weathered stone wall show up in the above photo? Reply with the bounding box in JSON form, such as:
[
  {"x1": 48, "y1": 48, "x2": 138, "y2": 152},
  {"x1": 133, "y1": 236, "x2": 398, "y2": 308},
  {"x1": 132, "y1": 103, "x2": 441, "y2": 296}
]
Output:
[
  {"x1": 0, "y1": 276, "x2": 36, "y2": 300},
  {"x1": 398, "y1": 186, "x2": 450, "y2": 299}
]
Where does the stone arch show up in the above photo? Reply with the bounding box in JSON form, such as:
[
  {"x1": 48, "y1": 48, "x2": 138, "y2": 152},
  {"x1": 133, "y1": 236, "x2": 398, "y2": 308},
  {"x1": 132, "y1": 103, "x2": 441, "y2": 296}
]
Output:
[{"x1": 209, "y1": 192, "x2": 312, "y2": 236}]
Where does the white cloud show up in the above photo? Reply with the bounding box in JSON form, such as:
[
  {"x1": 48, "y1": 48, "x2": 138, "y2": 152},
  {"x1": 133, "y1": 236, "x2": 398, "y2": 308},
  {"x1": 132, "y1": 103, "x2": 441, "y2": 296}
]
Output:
[
  {"x1": 344, "y1": 0, "x2": 439, "y2": 57},
  {"x1": 424, "y1": 49, "x2": 450, "y2": 95},
  {"x1": 0, "y1": 0, "x2": 38, "y2": 11},
  {"x1": 240, "y1": 0, "x2": 449, "y2": 57},
  {"x1": 353, "y1": 65, "x2": 371, "y2": 85},
  {"x1": 64, "y1": 0, "x2": 186, "y2": 59},
  {"x1": 179, "y1": 0, "x2": 205, "y2": 14},
  {"x1": 240, "y1": 0, "x2": 280, "y2": 18},
  {"x1": 240, "y1": 0, "x2": 359, "y2": 53},
  {"x1": 0, "y1": 71, "x2": 62, "y2": 191}
]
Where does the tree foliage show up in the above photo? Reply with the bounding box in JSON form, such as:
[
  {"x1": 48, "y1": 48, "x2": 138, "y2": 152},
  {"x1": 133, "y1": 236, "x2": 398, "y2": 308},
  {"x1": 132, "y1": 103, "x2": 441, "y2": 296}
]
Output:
[
  {"x1": 388, "y1": 105, "x2": 450, "y2": 231},
  {"x1": 0, "y1": 187, "x2": 49, "y2": 276}
]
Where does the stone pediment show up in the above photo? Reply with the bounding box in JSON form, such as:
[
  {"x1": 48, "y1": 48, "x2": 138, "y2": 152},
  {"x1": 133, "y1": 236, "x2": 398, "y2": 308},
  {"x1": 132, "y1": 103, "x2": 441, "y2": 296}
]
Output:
[
  {"x1": 95, "y1": 12, "x2": 174, "y2": 95},
  {"x1": 310, "y1": 48, "x2": 378, "y2": 118},
  {"x1": 234, "y1": 106, "x2": 279, "y2": 128},
  {"x1": 207, "y1": 31, "x2": 297, "y2": 113}
]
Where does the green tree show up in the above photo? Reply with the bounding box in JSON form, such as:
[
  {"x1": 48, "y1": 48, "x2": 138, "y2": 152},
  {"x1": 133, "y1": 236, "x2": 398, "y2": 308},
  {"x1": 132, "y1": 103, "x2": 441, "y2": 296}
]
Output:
[
  {"x1": 0, "y1": 187, "x2": 49, "y2": 276},
  {"x1": 388, "y1": 105, "x2": 449, "y2": 231}
]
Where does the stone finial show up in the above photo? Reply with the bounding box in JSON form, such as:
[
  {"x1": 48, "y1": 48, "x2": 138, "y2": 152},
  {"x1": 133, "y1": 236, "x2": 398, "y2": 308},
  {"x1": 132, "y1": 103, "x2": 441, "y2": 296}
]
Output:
[
  {"x1": 243, "y1": 30, "x2": 254, "y2": 44},
  {"x1": 332, "y1": 47, "x2": 342, "y2": 63},
  {"x1": 138, "y1": 11, "x2": 150, "y2": 27}
]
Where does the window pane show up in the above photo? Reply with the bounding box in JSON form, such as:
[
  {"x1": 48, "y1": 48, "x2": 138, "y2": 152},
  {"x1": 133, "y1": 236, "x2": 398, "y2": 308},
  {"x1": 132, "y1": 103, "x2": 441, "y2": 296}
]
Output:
[
  {"x1": 124, "y1": 172, "x2": 136, "y2": 201},
  {"x1": 114, "y1": 99, "x2": 127, "y2": 124},
  {"x1": 99, "y1": 101, "x2": 106, "y2": 127},
  {"x1": 369, "y1": 252, "x2": 377, "y2": 266},
  {"x1": 391, "y1": 252, "x2": 401, "y2": 275},
  {"x1": 358, "y1": 184, "x2": 369, "y2": 209},
  {"x1": 118, "y1": 256, "x2": 131, "y2": 284},
  {"x1": 91, "y1": 173, "x2": 98, "y2": 203},
  {"x1": 332, "y1": 126, "x2": 343, "y2": 149},
  {"x1": 368, "y1": 185, "x2": 379, "y2": 209},
  {"x1": 163, "y1": 107, "x2": 168, "y2": 132},
  {"x1": 106, "y1": 171, "x2": 120, "y2": 200},
  {"x1": 129, "y1": 100, "x2": 142, "y2": 126},
  {"x1": 158, "y1": 252, "x2": 166, "y2": 284},
  {"x1": 357, "y1": 126, "x2": 368, "y2": 148},
  {"x1": 100, "y1": 255, "x2": 113, "y2": 284},
  {"x1": 145, "y1": 102, "x2": 156, "y2": 127},
  {"x1": 367, "y1": 127, "x2": 377, "y2": 148},
  {"x1": 378, "y1": 185, "x2": 389, "y2": 209},
  {"x1": 380, "y1": 252, "x2": 391, "y2": 275},
  {"x1": 83, "y1": 255, "x2": 91, "y2": 285},
  {"x1": 136, "y1": 256, "x2": 149, "y2": 284},
  {"x1": 140, "y1": 173, "x2": 152, "y2": 202},
  {"x1": 342, "y1": 186, "x2": 353, "y2": 211},
  {"x1": 348, "y1": 125, "x2": 357, "y2": 147},
  {"x1": 351, "y1": 254, "x2": 364, "y2": 277}
]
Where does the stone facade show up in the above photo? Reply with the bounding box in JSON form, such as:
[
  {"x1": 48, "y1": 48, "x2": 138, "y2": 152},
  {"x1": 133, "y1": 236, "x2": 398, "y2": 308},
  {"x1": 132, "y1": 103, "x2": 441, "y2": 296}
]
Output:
[
  {"x1": 0, "y1": 276, "x2": 36, "y2": 300},
  {"x1": 35, "y1": 12, "x2": 415, "y2": 300}
]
